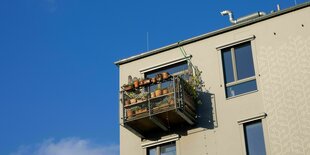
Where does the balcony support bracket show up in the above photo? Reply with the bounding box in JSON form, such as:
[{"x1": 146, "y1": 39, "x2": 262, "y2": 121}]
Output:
[
  {"x1": 123, "y1": 123, "x2": 145, "y2": 138},
  {"x1": 150, "y1": 116, "x2": 168, "y2": 131},
  {"x1": 176, "y1": 110, "x2": 195, "y2": 125}
]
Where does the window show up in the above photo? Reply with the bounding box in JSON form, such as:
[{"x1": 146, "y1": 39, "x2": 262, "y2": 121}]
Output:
[
  {"x1": 243, "y1": 120, "x2": 266, "y2": 155},
  {"x1": 147, "y1": 142, "x2": 176, "y2": 155},
  {"x1": 221, "y1": 42, "x2": 257, "y2": 98}
]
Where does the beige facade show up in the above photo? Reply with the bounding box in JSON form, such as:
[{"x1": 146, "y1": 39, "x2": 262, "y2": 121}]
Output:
[{"x1": 116, "y1": 2, "x2": 310, "y2": 155}]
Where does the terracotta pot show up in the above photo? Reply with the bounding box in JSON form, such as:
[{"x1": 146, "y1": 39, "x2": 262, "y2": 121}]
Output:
[
  {"x1": 134, "y1": 80, "x2": 139, "y2": 88},
  {"x1": 130, "y1": 98, "x2": 137, "y2": 104},
  {"x1": 127, "y1": 109, "x2": 134, "y2": 118},
  {"x1": 144, "y1": 79, "x2": 151, "y2": 85},
  {"x1": 151, "y1": 92, "x2": 156, "y2": 98},
  {"x1": 162, "y1": 89, "x2": 169, "y2": 95},
  {"x1": 151, "y1": 78, "x2": 156, "y2": 84},
  {"x1": 155, "y1": 89, "x2": 162, "y2": 97},
  {"x1": 169, "y1": 99, "x2": 174, "y2": 105},
  {"x1": 125, "y1": 99, "x2": 130, "y2": 106},
  {"x1": 162, "y1": 72, "x2": 169, "y2": 80},
  {"x1": 156, "y1": 74, "x2": 163, "y2": 82},
  {"x1": 139, "y1": 80, "x2": 144, "y2": 86}
]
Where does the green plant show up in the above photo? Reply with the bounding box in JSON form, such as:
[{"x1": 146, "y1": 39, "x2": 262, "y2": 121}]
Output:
[
  {"x1": 127, "y1": 92, "x2": 138, "y2": 99},
  {"x1": 156, "y1": 84, "x2": 161, "y2": 90}
]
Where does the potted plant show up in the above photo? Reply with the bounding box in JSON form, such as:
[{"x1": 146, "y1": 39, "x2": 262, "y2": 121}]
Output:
[
  {"x1": 156, "y1": 74, "x2": 163, "y2": 82},
  {"x1": 151, "y1": 77, "x2": 157, "y2": 84},
  {"x1": 155, "y1": 84, "x2": 162, "y2": 97},
  {"x1": 139, "y1": 78, "x2": 144, "y2": 87},
  {"x1": 162, "y1": 72, "x2": 170, "y2": 80},
  {"x1": 124, "y1": 99, "x2": 130, "y2": 106},
  {"x1": 133, "y1": 77, "x2": 139, "y2": 88},
  {"x1": 127, "y1": 108, "x2": 134, "y2": 118},
  {"x1": 143, "y1": 78, "x2": 151, "y2": 85},
  {"x1": 151, "y1": 92, "x2": 156, "y2": 98},
  {"x1": 162, "y1": 88, "x2": 169, "y2": 95},
  {"x1": 132, "y1": 106, "x2": 141, "y2": 115},
  {"x1": 127, "y1": 92, "x2": 137, "y2": 104}
]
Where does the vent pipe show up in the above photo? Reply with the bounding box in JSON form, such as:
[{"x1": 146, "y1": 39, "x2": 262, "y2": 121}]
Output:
[{"x1": 221, "y1": 10, "x2": 266, "y2": 25}]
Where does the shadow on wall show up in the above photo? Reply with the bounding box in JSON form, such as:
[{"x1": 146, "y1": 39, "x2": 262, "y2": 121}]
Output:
[{"x1": 196, "y1": 91, "x2": 218, "y2": 129}]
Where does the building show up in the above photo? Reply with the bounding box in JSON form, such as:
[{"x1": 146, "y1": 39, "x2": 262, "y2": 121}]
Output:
[{"x1": 115, "y1": 2, "x2": 310, "y2": 155}]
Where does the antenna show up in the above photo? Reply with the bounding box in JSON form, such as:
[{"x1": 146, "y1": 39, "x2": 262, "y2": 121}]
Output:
[{"x1": 146, "y1": 32, "x2": 149, "y2": 51}]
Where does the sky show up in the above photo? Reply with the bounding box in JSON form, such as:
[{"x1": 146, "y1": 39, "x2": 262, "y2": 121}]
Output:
[{"x1": 0, "y1": 0, "x2": 308, "y2": 155}]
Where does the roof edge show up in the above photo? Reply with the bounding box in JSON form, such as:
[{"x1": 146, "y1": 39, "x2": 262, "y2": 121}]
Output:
[{"x1": 114, "y1": 2, "x2": 310, "y2": 66}]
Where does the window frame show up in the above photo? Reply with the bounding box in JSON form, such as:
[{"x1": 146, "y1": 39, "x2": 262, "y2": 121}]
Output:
[
  {"x1": 217, "y1": 36, "x2": 258, "y2": 98},
  {"x1": 238, "y1": 113, "x2": 270, "y2": 155},
  {"x1": 146, "y1": 141, "x2": 177, "y2": 155}
]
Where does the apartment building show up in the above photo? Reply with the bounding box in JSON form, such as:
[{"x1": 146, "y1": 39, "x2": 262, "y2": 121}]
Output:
[{"x1": 115, "y1": 2, "x2": 310, "y2": 155}]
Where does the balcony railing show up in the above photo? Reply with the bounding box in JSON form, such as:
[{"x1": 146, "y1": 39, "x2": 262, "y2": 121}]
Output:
[{"x1": 121, "y1": 76, "x2": 197, "y2": 138}]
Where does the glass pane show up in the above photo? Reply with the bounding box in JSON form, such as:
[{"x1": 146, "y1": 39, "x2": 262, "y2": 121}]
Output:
[
  {"x1": 235, "y1": 42, "x2": 255, "y2": 80},
  {"x1": 160, "y1": 143, "x2": 176, "y2": 155},
  {"x1": 222, "y1": 48, "x2": 234, "y2": 83},
  {"x1": 145, "y1": 61, "x2": 188, "y2": 78},
  {"x1": 225, "y1": 80, "x2": 257, "y2": 97},
  {"x1": 244, "y1": 121, "x2": 266, "y2": 155},
  {"x1": 148, "y1": 147, "x2": 157, "y2": 155}
]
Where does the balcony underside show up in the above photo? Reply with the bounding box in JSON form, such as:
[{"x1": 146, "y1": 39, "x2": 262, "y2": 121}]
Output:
[{"x1": 123, "y1": 106, "x2": 195, "y2": 138}]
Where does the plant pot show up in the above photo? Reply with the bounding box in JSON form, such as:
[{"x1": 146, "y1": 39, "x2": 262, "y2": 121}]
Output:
[
  {"x1": 143, "y1": 79, "x2": 151, "y2": 85},
  {"x1": 169, "y1": 99, "x2": 174, "y2": 105},
  {"x1": 134, "y1": 80, "x2": 139, "y2": 88},
  {"x1": 151, "y1": 78, "x2": 156, "y2": 84},
  {"x1": 127, "y1": 109, "x2": 134, "y2": 118},
  {"x1": 162, "y1": 89, "x2": 169, "y2": 95},
  {"x1": 151, "y1": 92, "x2": 156, "y2": 98},
  {"x1": 130, "y1": 98, "x2": 137, "y2": 104},
  {"x1": 155, "y1": 89, "x2": 162, "y2": 97},
  {"x1": 125, "y1": 99, "x2": 130, "y2": 106},
  {"x1": 162, "y1": 72, "x2": 169, "y2": 80},
  {"x1": 156, "y1": 74, "x2": 163, "y2": 82},
  {"x1": 139, "y1": 80, "x2": 144, "y2": 86}
]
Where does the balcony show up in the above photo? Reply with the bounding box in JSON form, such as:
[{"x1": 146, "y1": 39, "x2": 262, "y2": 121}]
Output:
[{"x1": 121, "y1": 74, "x2": 197, "y2": 138}]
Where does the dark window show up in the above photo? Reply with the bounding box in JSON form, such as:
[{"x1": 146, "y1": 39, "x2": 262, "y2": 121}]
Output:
[
  {"x1": 244, "y1": 120, "x2": 266, "y2": 155},
  {"x1": 145, "y1": 61, "x2": 188, "y2": 79},
  {"x1": 221, "y1": 42, "x2": 257, "y2": 98},
  {"x1": 147, "y1": 142, "x2": 176, "y2": 155}
]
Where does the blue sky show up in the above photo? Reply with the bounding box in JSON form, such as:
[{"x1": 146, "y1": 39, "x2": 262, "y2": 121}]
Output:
[{"x1": 0, "y1": 0, "x2": 307, "y2": 155}]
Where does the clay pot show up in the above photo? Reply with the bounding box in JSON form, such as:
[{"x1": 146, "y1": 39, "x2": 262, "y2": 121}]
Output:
[
  {"x1": 162, "y1": 89, "x2": 169, "y2": 95},
  {"x1": 156, "y1": 74, "x2": 163, "y2": 82},
  {"x1": 130, "y1": 98, "x2": 137, "y2": 104},
  {"x1": 151, "y1": 78, "x2": 157, "y2": 84},
  {"x1": 125, "y1": 99, "x2": 130, "y2": 106},
  {"x1": 139, "y1": 80, "x2": 144, "y2": 86},
  {"x1": 127, "y1": 109, "x2": 134, "y2": 118},
  {"x1": 162, "y1": 72, "x2": 169, "y2": 80},
  {"x1": 155, "y1": 89, "x2": 162, "y2": 97},
  {"x1": 144, "y1": 79, "x2": 151, "y2": 85},
  {"x1": 151, "y1": 92, "x2": 156, "y2": 98},
  {"x1": 134, "y1": 80, "x2": 139, "y2": 88}
]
